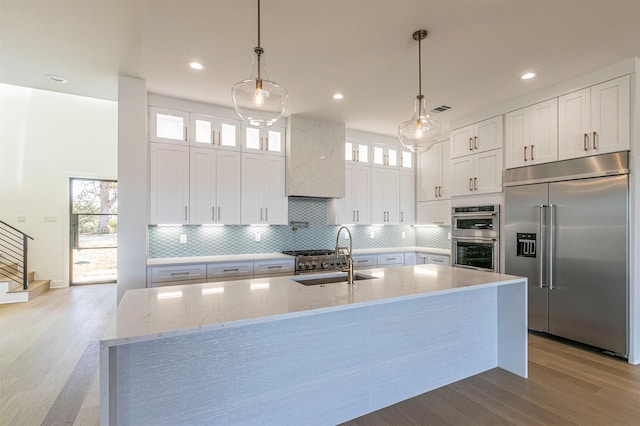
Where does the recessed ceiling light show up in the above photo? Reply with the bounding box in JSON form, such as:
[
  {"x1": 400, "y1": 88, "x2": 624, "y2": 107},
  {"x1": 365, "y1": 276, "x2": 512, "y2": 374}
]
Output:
[
  {"x1": 332, "y1": 93, "x2": 344, "y2": 100},
  {"x1": 188, "y1": 61, "x2": 205, "y2": 70},
  {"x1": 521, "y1": 72, "x2": 536, "y2": 80},
  {"x1": 46, "y1": 74, "x2": 67, "y2": 84}
]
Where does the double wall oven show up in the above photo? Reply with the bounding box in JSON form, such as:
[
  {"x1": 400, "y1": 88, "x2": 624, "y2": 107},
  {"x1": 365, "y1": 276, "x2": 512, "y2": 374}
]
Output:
[{"x1": 451, "y1": 205, "x2": 500, "y2": 273}]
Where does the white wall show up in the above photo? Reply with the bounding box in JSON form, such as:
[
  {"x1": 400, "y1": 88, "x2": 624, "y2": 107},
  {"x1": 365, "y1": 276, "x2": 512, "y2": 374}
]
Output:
[{"x1": 0, "y1": 84, "x2": 117, "y2": 287}]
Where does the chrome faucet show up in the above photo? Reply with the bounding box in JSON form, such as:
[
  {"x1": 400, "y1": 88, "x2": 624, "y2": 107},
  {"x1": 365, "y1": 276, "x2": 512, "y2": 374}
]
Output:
[{"x1": 335, "y1": 226, "x2": 355, "y2": 284}]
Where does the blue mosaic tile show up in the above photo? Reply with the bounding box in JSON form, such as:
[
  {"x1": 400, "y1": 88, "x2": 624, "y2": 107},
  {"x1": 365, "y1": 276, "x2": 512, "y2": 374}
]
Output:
[{"x1": 148, "y1": 198, "x2": 447, "y2": 258}]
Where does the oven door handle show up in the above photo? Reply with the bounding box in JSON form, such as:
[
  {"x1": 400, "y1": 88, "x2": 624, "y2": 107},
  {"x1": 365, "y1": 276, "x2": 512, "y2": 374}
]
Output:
[
  {"x1": 452, "y1": 212, "x2": 497, "y2": 217},
  {"x1": 451, "y1": 236, "x2": 497, "y2": 242}
]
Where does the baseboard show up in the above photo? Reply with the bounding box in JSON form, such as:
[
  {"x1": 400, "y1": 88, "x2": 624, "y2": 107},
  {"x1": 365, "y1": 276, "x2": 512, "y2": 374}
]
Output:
[{"x1": 50, "y1": 280, "x2": 68, "y2": 288}]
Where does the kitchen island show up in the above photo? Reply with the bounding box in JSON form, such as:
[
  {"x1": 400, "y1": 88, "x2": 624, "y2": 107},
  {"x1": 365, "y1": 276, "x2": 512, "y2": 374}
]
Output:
[{"x1": 100, "y1": 265, "x2": 527, "y2": 425}]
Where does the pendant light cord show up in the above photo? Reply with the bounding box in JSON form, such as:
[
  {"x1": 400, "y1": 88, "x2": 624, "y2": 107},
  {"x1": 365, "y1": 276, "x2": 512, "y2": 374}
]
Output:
[
  {"x1": 257, "y1": 0, "x2": 261, "y2": 48},
  {"x1": 256, "y1": 0, "x2": 262, "y2": 81},
  {"x1": 418, "y1": 36, "x2": 422, "y2": 98}
]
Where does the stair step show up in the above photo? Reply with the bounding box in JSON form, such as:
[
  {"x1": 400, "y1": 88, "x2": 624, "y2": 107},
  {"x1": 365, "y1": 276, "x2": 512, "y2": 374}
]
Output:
[{"x1": 7, "y1": 279, "x2": 51, "y2": 300}]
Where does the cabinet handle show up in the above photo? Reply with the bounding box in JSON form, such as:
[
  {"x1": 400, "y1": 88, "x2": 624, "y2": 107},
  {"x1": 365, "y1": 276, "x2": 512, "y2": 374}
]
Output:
[
  {"x1": 531, "y1": 145, "x2": 535, "y2": 161},
  {"x1": 356, "y1": 150, "x2": 360, "y2": 162},
  {"x1": 592, "y1": 131, "x2": 597, "y2": 149},
  {"x1": 268, "y1": 265, "x2": 282, "y2": 269},
  {"x1": 584, "y1": 133, "x2": 589, "y2": 151},
  {"x1": 438, "y1": 186, "x2": 442, "y2": 197},
  {"x1": 265, "y1": 208, "x2": 268, "y2": 221},
  {"x1": 435, "y1": 186, "x2": 438, "y2": 197},
  {"x1": 357, "y1": 210, "x2": 360, "y2": 221},
  {"x1": 474, "y1": 177, "x2": 478, "y2": 190},
  {"x1": 260, "y1": 208, "x2": 263, "y2": 221},
  {"x1": 469, "y1": 137, "x2": 473, "y2": 151},
  {"x1": 218, "y1": 206, "x2": 221, "y2": 221},
  {"x1": 212, "y1": 206, "x2": 215, "y2": 221},
  {"x1": 353, "y1": 210, "x2": 356, "y2": 222},
  {"x1": 171, "y1": 272, "x2": 190, "y2": 276},
  {"x1": 185, "y1": 206, "x2": 188, "y2": 221},
  {"x1": 474, "y1": 136, "x2": 478, "y2": 150},
  {"x1": 352, "y1": 150, "x2": 356, "y2": 161},
  {"x1": 184, "y1": 126, "x2": 188, "y2": 142},
  {"x1": 524, "y1": 145, "x2": 528, "y2": 162},
  {"x1": 469, "y1": 178, "x2": 473, "y2": 191},
  {"x1": 218, "y1": 131, "x2": 221, "y2": 145},
  {"x1": 223, "y1": 268, "x2": 240, "y2": 272},
  {"x1": 266, "y1": 137, "x2": 270, "y2": 151},
  {"x1": 401, "y1": 211, "x2": 404, "y2": 222}
]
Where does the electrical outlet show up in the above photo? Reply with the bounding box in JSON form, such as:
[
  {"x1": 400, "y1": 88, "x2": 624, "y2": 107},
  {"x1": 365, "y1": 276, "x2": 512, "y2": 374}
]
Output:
[
  {"x1": 255, "y1": 232, "x2": 261, "y2": 242},
  {"x1": 44, "y1": 216, "x2": 57, "y2": 223},
  {"x1": 448, "y1": 232, "x2": 451, "y2": 240},
  {"x1": 180, "y1": 234, "x2": 187, "y2": 244},
  {"x1": 401, "y1": 231, "x2": 406, "y2": 239},
  {"x1": 17, "y1": 216, "x2": 26, "y2": 222},
  {"x1": 370, "y1": 231, "x2": 375, "y2": 239}
]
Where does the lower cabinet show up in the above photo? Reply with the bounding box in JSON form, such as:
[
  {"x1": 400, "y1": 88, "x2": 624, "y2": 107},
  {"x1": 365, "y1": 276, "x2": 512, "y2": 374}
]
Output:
[
  {"x1": 149, "y1": 264, "x2": 207, "y2": 287},
  {"x1": 404, "y1": 252, "x2": 417, "y2": 266},
  {"x1": 351, "y1": 254, "x2": 377, "y2": 269},
  {"x1": 253, "y1": 259, "x2": 295, "y2": 278},
  {"x1": 376, "y1": 253, "x2": 405, "y2": 268},
  {"x1": 417, "y1": 253, "x2": 450, "y2": 266},
  {"x1": 206, "y1": 262, "x2": 253, "y2": 282}
]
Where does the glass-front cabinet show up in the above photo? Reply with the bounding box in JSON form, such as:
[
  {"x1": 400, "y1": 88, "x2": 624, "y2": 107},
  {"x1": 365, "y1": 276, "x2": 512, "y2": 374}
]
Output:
[
  {"x1": 345, "y1": 139, "x2": 370, "y2": 164},
  {"x1": 190, "y1": 114, "x2": 241, "y2": 151},
  {"x1": 244, "y1": 126, "x2": 285, "y2": 156}
]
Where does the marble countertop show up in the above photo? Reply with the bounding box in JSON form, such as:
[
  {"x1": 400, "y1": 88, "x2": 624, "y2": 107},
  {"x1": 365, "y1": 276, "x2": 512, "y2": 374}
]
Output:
[
  {"x1": 146, "y1": 247, "x2": 451, "y2": 266},
  {"x1": 102, "y1": 265, "x2": 523, "y2": 346}
]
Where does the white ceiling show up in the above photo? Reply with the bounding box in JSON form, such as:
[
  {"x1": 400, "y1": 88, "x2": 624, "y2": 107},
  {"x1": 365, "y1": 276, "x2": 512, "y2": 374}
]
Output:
[{"x1": 2, "y1": 0, "x2": 639, "y2": 137}]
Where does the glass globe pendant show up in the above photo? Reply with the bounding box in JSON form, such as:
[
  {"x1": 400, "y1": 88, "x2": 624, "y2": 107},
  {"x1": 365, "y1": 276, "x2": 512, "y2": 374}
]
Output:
[
  {"x1": 232, "y1": 0, "x2": 287, "y2": 127},
  {"x1": 398, "y1": 30, "x2": 440, "y2": 153}
]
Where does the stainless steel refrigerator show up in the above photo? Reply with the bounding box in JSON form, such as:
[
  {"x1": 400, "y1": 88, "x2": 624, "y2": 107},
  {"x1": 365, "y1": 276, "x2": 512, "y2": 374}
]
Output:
[{"x1": 505, "y1": 152, "x2": 628, "y2": 356}]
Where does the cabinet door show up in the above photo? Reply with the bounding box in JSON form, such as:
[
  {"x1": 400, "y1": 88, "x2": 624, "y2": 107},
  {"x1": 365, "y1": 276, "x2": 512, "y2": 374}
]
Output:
[
  {"x1": 370, "y1": 168, "x2": 385, "y2": 224},
  {"x1": 416, "y1": 200, "x2": 451, "y2": 225},
  {"x1": 149, "y1": 107, "x2": 188, "y2": 144},
  {"x1": 150, "y1": 143, "x2": 190, "y2": 224},
  {"x1": 263, "y1": 156, "x2": 287, "y2": 224},
  {"x1": 372, "y1": 144, "x2": 399, "y2": 168},
  {"x1": 189, "y1": 148, "x2": 216, "y2": 224},
  {"x1": 474, "y1": 116, "x2": 502, "y2": 153},
  {"x1": 558, "y1": 87, "x2": 590, "y2": 160},
  {"x1": 384, "y1": 169, "x2": 400, "y2": 224},
  {"x1": 334, "y1": 165, "x2": 355, "y2": 224},
  {"x1": 417, "y1": 142, "x2": 441, "y2": 201},
  {"x1": 450, "y1": 125, "x2": 474, "y2": 158},
  {"x1": 590, "y1": 75, "x2": 629, "y2": 155},
  {"x1": 351, "y1": 165, "x2": 371, "y2": 224},
  {"x1": 241, "y1": 153, "x2": 264, "y2": 224},
  {"x1": 400, "y1": 150, "x2": 413, "y2": 170},
  {"x1": 450, "y1": 156, "x2": 474, "y2": 197},
  {"x1": 529, "y1": 99, "x2": 558, "y2": 165},
  {"x1": 438, "y1": 140, "x2": 451, "y2": 200},
  {"x1": 264, "y1": 126, "x2": 286, "y2": 156},
  {"x1": 345, "y1": 140, "x2": 370, "y2": 164},
  {"x1": 475, "y1": 150, "x2": 503, "y2": 194},
  {"x1": 216, "y1": 150, "x2": 242, "y2": 224},
  {"x1": 505, "y1": 107, "x2": 529, "y2": 169},
  {"x1": 190, "y1": 114, "x2": 216, "y2": 147},
  {"x1": 399, "y1": 170, "x2": 415, "y2": 225}
]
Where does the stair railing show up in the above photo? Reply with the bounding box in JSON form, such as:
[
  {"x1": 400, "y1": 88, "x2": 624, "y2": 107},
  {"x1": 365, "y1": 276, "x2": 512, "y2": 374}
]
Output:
[{"x1": 0, "y1": 220, "x2": 34, "y2": 290}]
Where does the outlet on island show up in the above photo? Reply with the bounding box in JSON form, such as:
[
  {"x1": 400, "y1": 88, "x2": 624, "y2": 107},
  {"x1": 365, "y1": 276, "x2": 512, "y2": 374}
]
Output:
[{"x1": 180, "y1": 234, "x2": 187, "y2": 244}]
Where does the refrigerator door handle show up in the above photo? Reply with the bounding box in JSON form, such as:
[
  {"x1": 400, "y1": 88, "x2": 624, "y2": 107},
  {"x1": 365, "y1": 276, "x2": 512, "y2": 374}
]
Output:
[
  {"x1": 548, "y1": 204, "x2": 555, "y2": 290},
  {"x1": 539, "y1": 204, "x2": 547, "y2": 289}
]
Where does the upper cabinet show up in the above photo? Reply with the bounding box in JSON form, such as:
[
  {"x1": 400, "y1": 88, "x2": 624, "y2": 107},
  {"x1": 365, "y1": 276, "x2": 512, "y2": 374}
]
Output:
[
  {"x1": 329, "y1": 163, "x2": 371, "y2": 225},
  {"x1": 400, "y1": 150, "x2": 413, "y2": 170},
  {"x1": 241, "y1": 153, "x2": 287, "y2": 225},
  {"x1": 149, "y1": 143, "x2": 190, "y2": 224},
  {"x1": 189, "y1": 114, "x2": 241, "y2": 151},
  {"x1": 149, "y1": 107, "x2": 189, "y2": 144},
  {"x1": 558, "y1": 75, "x2": 629, "y2": 160},
  {"x1": 398, "y1": 170, "x2": 415, "y2": 225},
  {"x1": 345, "y1": 139, "x2": 370, "y2": 164},
  {"x1": 451, "y1": 116, "x2": 502, "y2": 158},
  {"x1": 505, "y1": 98, "x2": 558, "y2": 169},
  {"x1": 371, "y1": 168, "x2": 399, "y2": 224},
  {"x1": 149, "y1": 107, "x2": 242, "y2": 150},
  {"x1": 450, "y1": 149, "x2": 503, "y2": 197},
  {"x1": 243, "y1": 126, "x2": 286, "y2": 156},
  {"x1": 417, "y1": 139, "x2": 450, "y2": 202},
  {"x1": 372, "y1": 143, "x2": 399, "y2": 168}
]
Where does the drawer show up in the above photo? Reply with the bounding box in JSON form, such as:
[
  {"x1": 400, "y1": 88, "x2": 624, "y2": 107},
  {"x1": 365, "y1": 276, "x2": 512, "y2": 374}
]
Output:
[
  {"x1": 207, "y1": 262, "x2": 254, "y2": 280},
  {"x1": 150, "y1": 278, "x2": 204, "y2": 288},
  {"x1": 404, "y1": 252, "x2": 417, "y2": 266},
  {"x1": 377, "y1": 253, "x2": 405, "y2": 266},
  {"x1": 150, "y1": 264, "x2": 207, "y2": 284},
  {"x1": 253, "y1": 259, "x2": 295, "y2": 276},
  {"x1": 428, "y1": 254, "x2": 450, "y2": 266},
  {"x1": 352, "y1": 255, "x2": 377, "y2": 269}
]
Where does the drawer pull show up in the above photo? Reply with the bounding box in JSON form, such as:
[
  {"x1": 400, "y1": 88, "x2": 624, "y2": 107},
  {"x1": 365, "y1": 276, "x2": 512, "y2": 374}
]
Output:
[
  {"x1": 268, "y1": 265, "x2": 282, "y2": 269},
  {"x1": 170, "y1": 272, "x2": 190, "y2": 276},
  {"x1": 223, "y1": 268, "x2": 240, "y2": 272}
]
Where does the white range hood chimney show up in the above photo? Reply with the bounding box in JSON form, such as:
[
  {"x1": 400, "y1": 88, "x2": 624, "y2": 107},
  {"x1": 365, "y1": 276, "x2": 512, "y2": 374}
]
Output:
[{"x1": 285, "y1": 114, "x2": 345, "y2": 198}]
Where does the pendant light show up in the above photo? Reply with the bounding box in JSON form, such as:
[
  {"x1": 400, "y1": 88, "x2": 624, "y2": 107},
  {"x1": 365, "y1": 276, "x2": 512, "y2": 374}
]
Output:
[
  {"x1": 398, "y1": 30, "x2": 441, "y2": 153},
  {"x1": 232, "y1": 0, "x2": 288, "y2": 127}
]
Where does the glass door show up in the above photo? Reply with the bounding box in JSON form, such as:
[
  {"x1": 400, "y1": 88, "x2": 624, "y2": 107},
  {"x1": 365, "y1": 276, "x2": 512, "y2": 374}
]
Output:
[{"x1": 70, "y1": 178, "x2": 117, "y2": 284}]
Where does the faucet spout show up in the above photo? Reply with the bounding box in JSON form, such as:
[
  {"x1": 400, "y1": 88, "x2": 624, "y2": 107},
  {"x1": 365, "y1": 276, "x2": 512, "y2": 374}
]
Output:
[{"x1": 335, "y1": 226, "x2": 355, "y2": 284}]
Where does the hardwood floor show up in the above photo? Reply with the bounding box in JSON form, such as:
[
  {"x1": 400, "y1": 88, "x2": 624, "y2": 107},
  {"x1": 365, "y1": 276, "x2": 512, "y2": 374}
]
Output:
[{"x1": 1, "y1": 284, "x2": 638, "y2": 425}]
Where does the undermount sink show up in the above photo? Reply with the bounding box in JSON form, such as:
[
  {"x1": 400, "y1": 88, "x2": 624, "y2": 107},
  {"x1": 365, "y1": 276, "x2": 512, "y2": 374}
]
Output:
[{"x1": 293, "y1": 272, "x2": 375, "y2": 286}]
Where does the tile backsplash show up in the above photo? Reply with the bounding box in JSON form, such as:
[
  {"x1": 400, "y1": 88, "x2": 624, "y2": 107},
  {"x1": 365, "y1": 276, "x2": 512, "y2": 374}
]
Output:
[{"x1": 148, "y1": 198, "x2": 450, "y2": 258}]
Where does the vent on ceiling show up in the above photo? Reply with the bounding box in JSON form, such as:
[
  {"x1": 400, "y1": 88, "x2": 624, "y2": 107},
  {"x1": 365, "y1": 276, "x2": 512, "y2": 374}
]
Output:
[{"x1": 430, "y1": 105, "x2": 452, "y2": 113}]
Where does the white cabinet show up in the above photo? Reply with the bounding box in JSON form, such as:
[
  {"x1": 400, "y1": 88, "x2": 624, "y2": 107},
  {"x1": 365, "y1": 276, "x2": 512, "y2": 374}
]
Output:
[
  {"x1": 371, "y1": 168, "x2": 399, "y2": 225},
  {"x1": 345, "y1": 139, "x2": 370, "y2": 164},
  {"x1": 189, "y1": 114, "x2": 242, "y2": 151},
  {"x1": 417, "y1": 253, "x2": 450, "y2": 266},
  {"x1": 558, "y1": 75, "x2": 629, "y2": 160},
  {"x1": 206, "y1": 262, "x2": 253, "y2": 282},
  {"x1": 241, "y1": 153, "x2": 287, "y2": 225},
  {"x1": 404, "y1": 252, "x2": 417, "y2": 266},
  {"x1": 372, "y1": 143, "x2": 399, "y2": 168},
  {"x1": 330, "y1": 164, "x2": 371, "y2": 225},
  {"x1": 505, "y1": 99, "x2": 558, "y2": 169},
  {"x1": 451, "y1": 116, "x2": 502, "y2": 158},
  {"x1": 399, "y1": 170, "x2": 415, "y2": 225},
  {"x1": 189, "y1": 148, "x2": 241, "y2": 225},
  {"x1": 451, "y1": 149, "x2": 503, "y2": 196},
  {"x1": 416, "y1": 200, "x2": 451, "y2": 225},
  {"x1": 244, "y1": 125, "x2": 285, "y2": 156},
  {"x1": 253, "y1": 258, "x2": 295, "y2": 277},
  {"x1": 149, "y1": 143, "x2": 190, "y2": 224},
  {"x1": 149, "y1": 107, "x2": 189, "y2": 144},
  {"x1": 400, "y1": 150, "x2": 413, "y2": 170},
  {"x1": 351, "y1": 254, "x2": 377, "y2": 269},
  {"x1": 377, "y1": 253, "x2": 404, "y2": 267},
  {"x1": 417, "y1": 139, "x2": 450, "y2": 201}
]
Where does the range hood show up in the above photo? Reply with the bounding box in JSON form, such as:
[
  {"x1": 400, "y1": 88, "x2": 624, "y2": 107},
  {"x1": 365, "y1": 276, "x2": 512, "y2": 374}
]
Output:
[{"x1": 285, "y1": 114, "x2": 345, "y2": 198}]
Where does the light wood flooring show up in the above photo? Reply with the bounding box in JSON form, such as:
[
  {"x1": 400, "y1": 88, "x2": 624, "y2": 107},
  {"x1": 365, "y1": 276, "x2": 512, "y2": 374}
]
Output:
[{"x1": 1, "y1": 284, "x2": 639, "y2": 425}]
